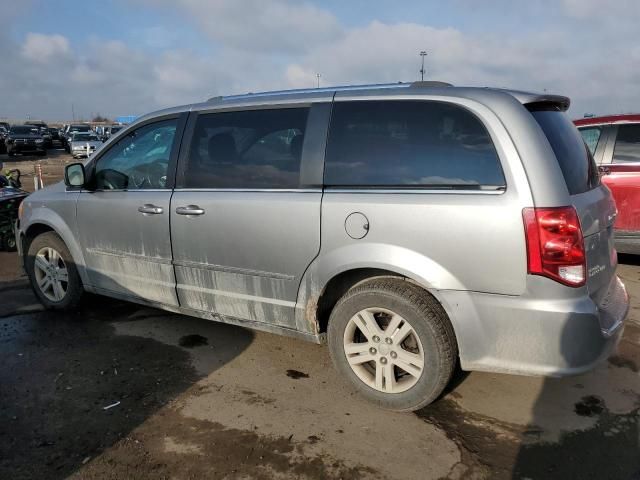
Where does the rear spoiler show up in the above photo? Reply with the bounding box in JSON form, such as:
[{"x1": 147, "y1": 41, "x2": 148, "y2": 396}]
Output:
[{"x1": 524, "y1": 95, "x2": 571, "y2": 112}]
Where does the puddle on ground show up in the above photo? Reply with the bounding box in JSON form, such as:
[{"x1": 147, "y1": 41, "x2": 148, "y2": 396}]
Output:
[
  {"x1": 574, "y1": 395, "x2": 605, "y2": 417},
  {"x1": 286, "y1": 369, "x2": 309, "y2": 379},
  {"x1": 179, "y1": 334, "x2": 209, "y2": 348}
]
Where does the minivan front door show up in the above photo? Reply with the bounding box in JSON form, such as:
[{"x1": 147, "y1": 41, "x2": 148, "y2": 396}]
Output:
[
  {"x1": 170, "y1": 106, "x2": 327, "y2": 329},
  {"x1": 76, "y1": 116, "x2": 184, "y2": 305}
]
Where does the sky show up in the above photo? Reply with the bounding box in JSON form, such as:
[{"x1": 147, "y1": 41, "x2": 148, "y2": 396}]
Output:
[{"x1": 2, "y1": 0, "x2": 639, "y2": 121}]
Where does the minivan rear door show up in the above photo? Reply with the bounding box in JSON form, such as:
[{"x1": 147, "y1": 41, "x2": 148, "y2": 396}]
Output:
[
  {"x1": 170, "y1": 104, "x2": 329, "y2": 330},
  {"x1": 530, "y1": 109, "x2": 617, "y2": 309}
]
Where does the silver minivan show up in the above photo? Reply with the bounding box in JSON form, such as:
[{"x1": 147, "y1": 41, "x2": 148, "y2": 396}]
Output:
[{"x1": 16, "y1": 82, "x2": 629, "y2": 411}]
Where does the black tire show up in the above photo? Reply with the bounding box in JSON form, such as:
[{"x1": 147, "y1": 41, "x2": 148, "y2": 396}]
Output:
[
  {"x1": 3, "y1": 234, "x2": 17, "y2": 252},
  {"x1": 327, "y1": 277, "x2": 457, "y2": 412},
  {"x1": 25, "y1": 231, "x2": 83, "y2": 310}
]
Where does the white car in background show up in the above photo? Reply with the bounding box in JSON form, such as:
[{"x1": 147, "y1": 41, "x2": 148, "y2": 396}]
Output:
[{"x1": 69, "y1": 132, "x2": 103, "y2": 159}]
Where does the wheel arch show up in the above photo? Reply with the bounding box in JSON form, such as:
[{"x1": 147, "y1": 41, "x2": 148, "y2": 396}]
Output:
[{"x1": 295, "y1": 243, "x2": 464, "y2": 338}]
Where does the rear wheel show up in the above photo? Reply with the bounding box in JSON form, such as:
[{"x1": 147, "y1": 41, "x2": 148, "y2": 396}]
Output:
[
  {"x1": 3, "y1": 234, "x2": 17, "y2": 252},
  {"x1": 26, "y1": 232, "x2": 83, "y2": 310},
  {"x1": 328, "y1": 278, "x2": 457, "y2": 411}
]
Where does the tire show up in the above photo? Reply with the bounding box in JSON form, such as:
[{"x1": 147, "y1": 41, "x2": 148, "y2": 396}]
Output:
[
  {"x1": 3, "y1": 234, "x2": 17, "y2": 252},
  {"x1": 25, "y1": 231, "x2": 83, "y2": 310},
  {"x1": 327, "y1": 277, "x2": 457, "y2": 412}
]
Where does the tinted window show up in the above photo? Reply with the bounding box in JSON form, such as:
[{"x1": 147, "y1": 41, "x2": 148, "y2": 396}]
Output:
[
  {"x1": 613, "y1": 124, "x2": 640, "y2": 163},
  {"x1": 530, "y1": 109, "x2": 599, "y2": 195},
  {"x1": 578, "y1": 127, "x2": 602, "y2": 156},
  {"x1": 10, "y1": 126, "x2": 38, "y2": 134},
  {"x1": 73, "y1": 133, "x2": 99, "y2": 141},
  {"x1": 183, "y1": 108, "x2": 308, "y2": 189},
  {"x1": 95, "y1": 119, "x2": 177, "y2": 190},
  {"x1": 324, "y1": 101, "x2": 504, "y2": 188}
]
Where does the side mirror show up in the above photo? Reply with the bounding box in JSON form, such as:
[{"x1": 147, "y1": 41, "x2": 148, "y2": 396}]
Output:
[{"x1": 65, "y1": 163, "x2": 86, "y2": 187}]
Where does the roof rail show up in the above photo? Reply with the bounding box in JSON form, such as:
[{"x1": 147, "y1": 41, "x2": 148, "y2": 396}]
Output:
[
  {"x1": 206, "y1": 82, "x2": 414, "y2": 103},
  {"x1": 410, "y1": 81, "x2": 453, "y2": 88}
]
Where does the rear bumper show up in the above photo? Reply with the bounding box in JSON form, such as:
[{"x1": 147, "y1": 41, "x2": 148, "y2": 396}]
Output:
[{"x1": 439, "y1": 275, "x2": 629, "y2": 377}]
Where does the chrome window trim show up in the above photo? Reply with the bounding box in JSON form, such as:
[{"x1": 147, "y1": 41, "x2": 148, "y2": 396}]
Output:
[
  {"x1": 323, "y1": 188, "x2": 506, "y2": 195},
  {"x1": 77, "y1": 189, "x2": 171, "y2": 193},
  {"x1": 173, "y1": 188, "x2": 322, "y2": 193}
]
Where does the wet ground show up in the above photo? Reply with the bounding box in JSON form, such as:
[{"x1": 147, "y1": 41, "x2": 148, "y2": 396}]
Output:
[{"x1": 1, "y1": 195, "x2": 640, "y2": 478}]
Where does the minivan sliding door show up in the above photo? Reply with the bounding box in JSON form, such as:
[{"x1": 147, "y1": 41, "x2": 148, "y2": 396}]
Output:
[{"x1": 170, "y1": 104, "x2": 329, "y2": 329}]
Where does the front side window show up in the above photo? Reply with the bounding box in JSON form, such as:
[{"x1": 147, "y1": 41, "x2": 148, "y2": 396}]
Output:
[
  {"x1": 613, "y1": 124, "x2": 640, "y2": 163},
  {"x1": 324, "y1": 100, "x2": 505, "y2": 188},
  {"x1": 578, "y1": 127, "x2": 602, "y2": 156},
  {"x1": 183, "y1": 108, "x2": 309, "y2": 189},
  {"x1": 94, "y1": 119, "x2": 178, "y2": 190}
]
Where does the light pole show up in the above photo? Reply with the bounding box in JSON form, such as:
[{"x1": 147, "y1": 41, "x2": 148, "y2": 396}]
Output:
[
  {"x1": 419, "y1": 51, "x2": 427, "y2": 81},
  {"x1": 316, "y1": 73, "x2": 321, "y2": 88}
]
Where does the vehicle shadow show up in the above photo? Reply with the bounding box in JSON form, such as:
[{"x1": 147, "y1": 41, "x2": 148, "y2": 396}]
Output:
[
  {"x1": 619, "y1": 253, "x2": 640, "y2": 267},
  {"x1": 0, "y1": 254, "x2": 255, "y2": 480}
]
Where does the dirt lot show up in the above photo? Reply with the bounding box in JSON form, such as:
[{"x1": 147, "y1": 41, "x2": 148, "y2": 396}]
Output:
[
  {"x1": 1, "y1": 151, "x2": 640, "y2": 479},
  {"x1": 1, "y1": 147, "x2": 71, "y2": 192}
]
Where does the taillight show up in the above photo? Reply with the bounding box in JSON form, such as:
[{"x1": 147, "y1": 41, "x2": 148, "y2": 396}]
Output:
[{"x1": 522, "y1": 206, "x2": 585, "y2": 287}]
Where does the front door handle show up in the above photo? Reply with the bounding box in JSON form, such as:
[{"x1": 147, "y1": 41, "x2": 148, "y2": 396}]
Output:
[
  {"x1": 138, "y1": 204, "x2": 164, "y2": 215},
  {"x1": 176, "y1": 205, "x2": 205, "y2": 216}
]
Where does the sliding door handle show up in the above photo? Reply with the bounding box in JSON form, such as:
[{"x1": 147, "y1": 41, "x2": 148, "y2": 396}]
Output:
[{"x1": 176, "y1": 205, "x2": 205, "y2": 216}]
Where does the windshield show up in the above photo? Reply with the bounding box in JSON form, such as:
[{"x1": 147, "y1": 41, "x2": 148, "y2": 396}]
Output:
[
  {"x1": 10, "y1": 126, "x2": 39, "y2": 135},
  {"x1": 73, "y1": 133, "x2": 99, "y2": 141},
  {"x1": 529, "y1": 108, "x2": 599, "y2": 195},
  {"x1": 70, "y1": 125, "x2": 90, "y2": 132},
  {"x1": 110, "y1": 126, "x2": 122, "y2": 133}
]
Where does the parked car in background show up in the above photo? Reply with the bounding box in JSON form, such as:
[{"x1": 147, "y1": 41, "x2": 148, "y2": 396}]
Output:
[
  {"x1": 62, "y1": 124, "x2": 91, "y2": 152},
  {"x1": 575, "y1": 114, "x2": 640, "y2": 254},
  {"x1": 0, "y1": 127, "x2": 7, "y2": 153},
  {"x1": 69, "y1": 132, "x2": 102, "y2": 158},
  {"x1": 0, "y1": 122, "x2": 10, "y2": 132},
  {"x1": 17, "y1": 82, "x2": 627, "y2": 411},
  {"x1": 5, "y1": 125, "x2": 45, "y2": 156},
  {"x1": 24, "y1": 121, "x2": 51, "y2": 148},
  {"x1": 96, "y1": 124, "x2": 123, "y2": 141},
  {"x1": 47, "y1": 127, "x2": 60, "y2": 145}
]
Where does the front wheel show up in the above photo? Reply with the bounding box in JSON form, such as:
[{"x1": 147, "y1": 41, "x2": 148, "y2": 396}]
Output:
[
  {"x1": 328, "y1": 278, "x2": 457, "y2": 412},
  {"x1": 26, "y1": 232, "x2": 83, "y2": 310}
]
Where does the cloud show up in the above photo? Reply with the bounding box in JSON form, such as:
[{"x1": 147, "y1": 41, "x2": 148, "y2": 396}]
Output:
[
  {"x1": 149, "y1": 0, "x2": 342, "y2": 54},
  {"x1": 21, "y1": 33, "x2": 70, "y2": 64},
  {"x1": 2, "y1": 1, "x2": 640, "y2": 120}
]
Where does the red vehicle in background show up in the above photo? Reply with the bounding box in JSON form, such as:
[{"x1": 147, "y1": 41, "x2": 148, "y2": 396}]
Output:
[{"x1": 575, "y1": 114, "x2": 640, "y2": 254}]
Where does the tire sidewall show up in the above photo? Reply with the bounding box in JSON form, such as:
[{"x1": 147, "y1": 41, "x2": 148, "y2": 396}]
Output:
[{"x1": 328, "y1": 283, "x2": 451, "y2": 411}]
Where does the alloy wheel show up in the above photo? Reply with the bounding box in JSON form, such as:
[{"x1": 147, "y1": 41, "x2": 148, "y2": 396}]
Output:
[
  {"x1": 343, "y1": 307, "x2": 425, "y2": 394},
  {"x1": 33, "y1": 246, "x2": 68, "y2": 302}
]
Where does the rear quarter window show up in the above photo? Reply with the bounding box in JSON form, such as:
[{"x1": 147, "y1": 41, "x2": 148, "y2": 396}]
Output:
[
  {"x1": 530, "y1": 109, "x2": 599, "y2": 195},
  {"x1": 613, "y1": 124, "x2": 640, "y2": 163},
  {"x1": 324, "y1": 100, "x2": 505, "y2": 189},
  {"x1": 578, "y1": 127, "x2": 603, "y2": 156}
]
